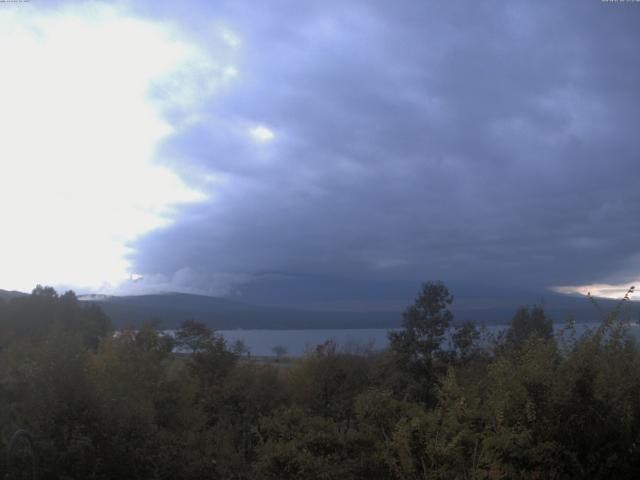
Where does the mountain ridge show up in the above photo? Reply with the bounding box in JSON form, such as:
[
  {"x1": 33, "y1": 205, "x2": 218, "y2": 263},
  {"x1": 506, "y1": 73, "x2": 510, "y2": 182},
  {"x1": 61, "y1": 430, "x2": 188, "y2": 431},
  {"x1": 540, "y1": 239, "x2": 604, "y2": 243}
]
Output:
[
  {"x1": 3, "y1": 288, "x2": 638, "y2": 330},
  {"x1": 0, "y1": 289, "x2": 28, "y2": 301}
]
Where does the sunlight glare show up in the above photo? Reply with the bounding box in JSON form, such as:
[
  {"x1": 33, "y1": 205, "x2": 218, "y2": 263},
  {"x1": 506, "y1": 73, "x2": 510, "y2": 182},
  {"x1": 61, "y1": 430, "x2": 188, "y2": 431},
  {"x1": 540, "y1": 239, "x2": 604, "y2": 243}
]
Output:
[{"x1": 0, "y1": 4, "x2": 208, "y2": 292}]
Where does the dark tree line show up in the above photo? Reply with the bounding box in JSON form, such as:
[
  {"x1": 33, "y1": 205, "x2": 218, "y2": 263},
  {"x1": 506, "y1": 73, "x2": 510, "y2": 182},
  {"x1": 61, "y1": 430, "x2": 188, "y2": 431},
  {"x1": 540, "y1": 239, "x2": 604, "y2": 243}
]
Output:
[{"x1": 1, "y1": 282, "x2": 639, "y2": 479}]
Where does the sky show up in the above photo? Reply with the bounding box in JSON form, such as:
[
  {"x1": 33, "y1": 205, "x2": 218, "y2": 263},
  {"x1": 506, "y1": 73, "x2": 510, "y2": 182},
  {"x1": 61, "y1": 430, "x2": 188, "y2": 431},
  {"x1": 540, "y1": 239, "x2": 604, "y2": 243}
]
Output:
[{"x1": 1, "y1": 0, "x2": 640, "y2": 307}]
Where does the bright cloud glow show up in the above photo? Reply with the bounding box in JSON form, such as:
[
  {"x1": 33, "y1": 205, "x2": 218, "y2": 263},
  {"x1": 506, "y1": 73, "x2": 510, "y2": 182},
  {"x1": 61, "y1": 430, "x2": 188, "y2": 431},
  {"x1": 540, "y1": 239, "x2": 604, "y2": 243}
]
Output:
[
  {"x1": 249, "y1": 125, "x2": 275, "y2": 142},
  {"x1": 223, "y1": 65, "x2": 239, "y2": 79},
  {"x1": 553, "y1": 282, "x2": 638, "y2": 299},
  {"x1": 0, "y1": 4, "x2": 212, "y2": 292},
  {"x1": 219, "y1": 26, "x2": 241, "y2": 48}
]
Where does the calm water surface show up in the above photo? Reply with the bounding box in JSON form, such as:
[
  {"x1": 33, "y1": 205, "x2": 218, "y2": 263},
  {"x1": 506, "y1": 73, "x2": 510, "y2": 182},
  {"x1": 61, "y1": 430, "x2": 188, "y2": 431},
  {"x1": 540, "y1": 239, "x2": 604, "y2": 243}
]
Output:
[{"x1": 216, "y1": 322, "x2": 639, "y2": 356}]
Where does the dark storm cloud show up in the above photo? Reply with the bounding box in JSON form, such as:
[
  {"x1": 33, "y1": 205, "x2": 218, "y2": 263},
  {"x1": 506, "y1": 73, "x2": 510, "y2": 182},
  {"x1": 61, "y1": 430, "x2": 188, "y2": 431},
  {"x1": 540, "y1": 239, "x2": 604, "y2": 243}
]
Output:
[{"x1": 126, "y1": 0, "x2": 640, "y2": 303}]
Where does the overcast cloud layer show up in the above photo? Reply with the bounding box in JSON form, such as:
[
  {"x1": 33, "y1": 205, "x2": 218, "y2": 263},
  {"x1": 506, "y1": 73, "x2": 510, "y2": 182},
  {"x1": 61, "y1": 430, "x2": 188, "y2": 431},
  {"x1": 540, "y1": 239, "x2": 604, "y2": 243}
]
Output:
[{"x1": 113, "y1": 0, "x2": 640, "y2": 306}]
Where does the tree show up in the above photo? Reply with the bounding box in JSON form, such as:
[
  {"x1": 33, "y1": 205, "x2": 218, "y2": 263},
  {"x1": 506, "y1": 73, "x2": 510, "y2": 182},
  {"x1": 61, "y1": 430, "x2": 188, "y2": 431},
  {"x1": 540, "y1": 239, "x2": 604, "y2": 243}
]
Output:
[
  {"x1": 288, "y1": 340, "x2": 373, "y2": 422},
  {"x1": 505, "y1": 305, "x2": 553, "y2": 349},
  {"x1": 31, "y1": 284, "x2": 58, "y2": 298},
  {"x1": 232, "y1": 339, "x2": 250, "y2": 356},
  {"x1": 387, "y1": 282, "x2": 454, "y2": 403},
  {"x1": 271, "y1": 345, "x2": 288, "y2": 362},
  {"x1": 452, "y1": 320, "x2": 481, "y2": 362},
  {"x1": 389, "y1": 281, "x2": 454, "y2": 360},
  {"x1": 174, "y1": 319, "x2": 214, "y2": 354},
  {"x1": 174, "y1": 320, "x2": 237, "y2": 390}
]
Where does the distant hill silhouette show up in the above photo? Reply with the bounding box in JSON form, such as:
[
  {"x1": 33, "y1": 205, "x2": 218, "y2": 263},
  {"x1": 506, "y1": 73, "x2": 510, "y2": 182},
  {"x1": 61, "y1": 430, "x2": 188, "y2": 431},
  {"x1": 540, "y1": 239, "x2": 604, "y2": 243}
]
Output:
[
  {"x1": 0, "y1": 289, "x2": 28, "y2": 302},
  {"x1": 79, "y1": 290, "x2": 638, "y2": 330},
  {"x1": 79, "y1": 292, "x2": 401, "y2": 329},
  {"x1": 3, "y1": 288, "x2": 637, "y2": 330},
  {"x1": 451, "y1": 288, "x2": 639, "y2": 326}
]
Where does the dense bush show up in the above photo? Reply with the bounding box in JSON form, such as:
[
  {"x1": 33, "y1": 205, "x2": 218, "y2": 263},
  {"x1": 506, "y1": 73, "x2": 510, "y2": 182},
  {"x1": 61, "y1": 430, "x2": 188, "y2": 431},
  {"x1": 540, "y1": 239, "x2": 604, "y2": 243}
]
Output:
[{"x1": 1, "y1": 283, "x2": 640, "y2": 479}]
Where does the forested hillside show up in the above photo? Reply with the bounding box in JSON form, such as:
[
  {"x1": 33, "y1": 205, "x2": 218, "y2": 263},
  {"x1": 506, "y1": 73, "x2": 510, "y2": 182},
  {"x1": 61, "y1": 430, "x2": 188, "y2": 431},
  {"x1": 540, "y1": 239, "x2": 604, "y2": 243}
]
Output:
[{"x1": 1, "y1": 283, "x2": 640, "y2": 479}]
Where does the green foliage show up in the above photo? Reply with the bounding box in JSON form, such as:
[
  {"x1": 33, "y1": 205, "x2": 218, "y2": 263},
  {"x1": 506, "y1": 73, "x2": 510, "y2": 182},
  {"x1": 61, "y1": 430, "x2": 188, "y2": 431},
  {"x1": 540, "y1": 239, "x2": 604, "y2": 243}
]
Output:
[
  {"x1": 387, "y1": 281, "x2": 455, "y2": 404},
  {"x1": 505, "y1": 305, "x2": 553, "y2": 350},
  {"x1": 452, "y1": 320, "x2": 482, "y2": 362},
  {"x1": 3, "y1": 282, "x2": 640, "y2": 479},
  {"x1": 255, "y1": 406, "x2": 383, "y2": 480},
  {"x1": 288, "y1": 340, "x2": 373, "y2": 422},
  {"x1": 174, "y1": 318, "x2": 214, "y2": 354},
  {"x1": 0, "y1": 286, "x2": 110, "y2": 349},
  {"x1": 389, "y1": 281, "x2": 454, "y2": 360}
]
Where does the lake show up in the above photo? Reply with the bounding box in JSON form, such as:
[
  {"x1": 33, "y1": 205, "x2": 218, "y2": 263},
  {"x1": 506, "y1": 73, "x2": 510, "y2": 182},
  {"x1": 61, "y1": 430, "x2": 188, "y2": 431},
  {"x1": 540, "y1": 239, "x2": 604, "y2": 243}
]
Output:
[{"x1": 216, "y1": 322, "x2": 639, "y2": 356}]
